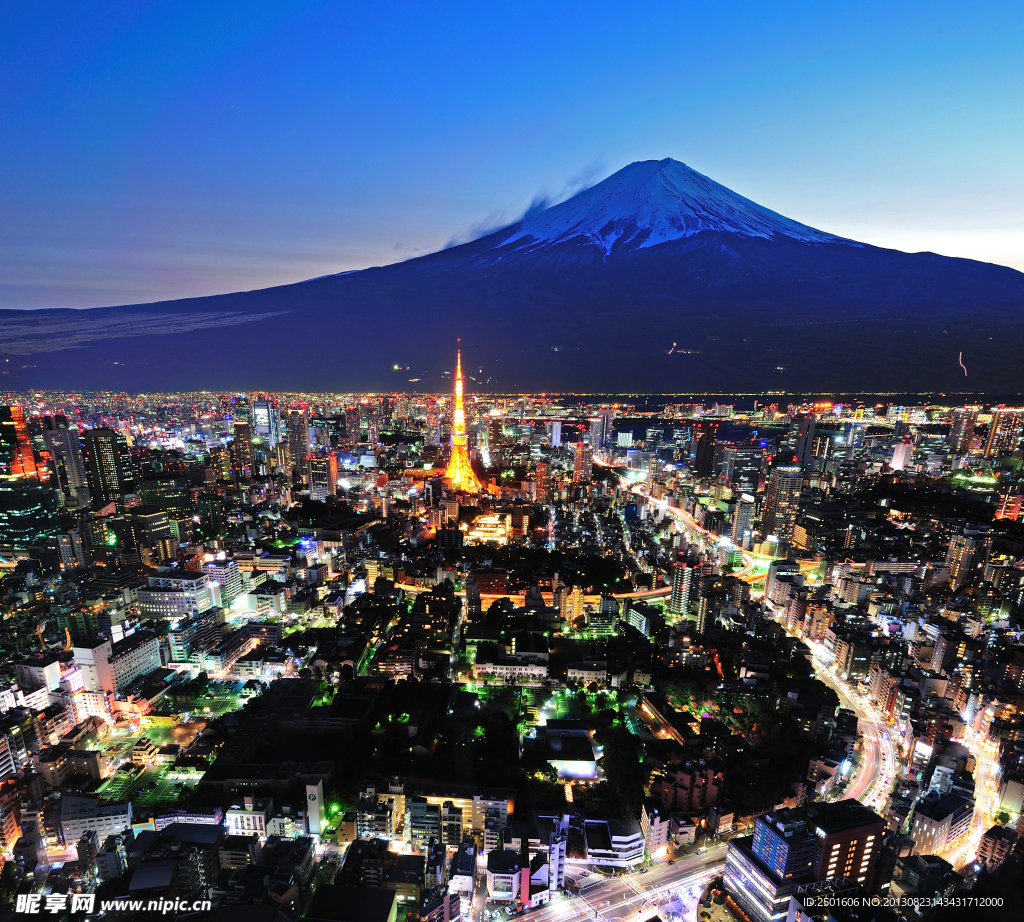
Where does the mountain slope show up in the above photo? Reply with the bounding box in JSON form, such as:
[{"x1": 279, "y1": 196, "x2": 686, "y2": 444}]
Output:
[{"x1": 2, "y1": 159, "x2": 1023, "y2": 392}]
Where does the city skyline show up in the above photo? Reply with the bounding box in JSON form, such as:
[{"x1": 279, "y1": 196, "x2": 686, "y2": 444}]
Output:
[{"x1": 1, "y1": 6, "x2": 1023, "y2": 918}]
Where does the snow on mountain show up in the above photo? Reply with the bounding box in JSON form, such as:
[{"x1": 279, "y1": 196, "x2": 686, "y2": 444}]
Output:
[{"x1": 497, "y1": 158, "x2": 848, "y2": 253}]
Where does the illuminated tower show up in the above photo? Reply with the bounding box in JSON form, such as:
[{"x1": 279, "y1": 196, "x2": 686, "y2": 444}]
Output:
[{"x1": 445, "y1": 347, "x2": 482, "y2": 492}]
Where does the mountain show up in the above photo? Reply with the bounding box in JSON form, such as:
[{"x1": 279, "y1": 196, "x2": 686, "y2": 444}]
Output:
[
  {"x1": 3, "y1": 158, "x2": 1023, "y2": 393},
  {"x1": 490, "y1": 158, "x2": 845, "y2": 253}
]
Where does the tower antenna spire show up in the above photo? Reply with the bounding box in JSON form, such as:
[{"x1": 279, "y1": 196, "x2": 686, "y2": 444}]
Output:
[{"x1": 445, "y1": 340, "x2": 481, "y2": 492}]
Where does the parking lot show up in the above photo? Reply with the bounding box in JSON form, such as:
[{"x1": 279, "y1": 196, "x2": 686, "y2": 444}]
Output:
[{"x1": 97, "y1": 762, "x2": 204, "y2": 806}]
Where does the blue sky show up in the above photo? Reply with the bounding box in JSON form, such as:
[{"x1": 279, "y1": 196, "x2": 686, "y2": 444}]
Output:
[{"x1": 2, "y1": 1, "x2": 1022, "y2": 309}]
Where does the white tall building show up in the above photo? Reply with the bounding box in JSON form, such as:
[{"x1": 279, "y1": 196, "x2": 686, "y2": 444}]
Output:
[
  {"x1": 891, "y1": 442, "x2": 912, "y2": 471},
  {"x1": 139, "y1": 574, "x2": 213, "y2": 620}
]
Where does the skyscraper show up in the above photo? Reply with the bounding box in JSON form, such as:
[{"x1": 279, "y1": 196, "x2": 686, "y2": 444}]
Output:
[
  {"x1": 731, "y1": 496, "x2": 755, "y2": 548},
  {"x1": 43, "y1": 419, "x2": 88, "y2": 504},
  {"x1": 761, "y1": 466, "x2": 802, "y2": 545},
  {"x1": 721, "y1": 443, "x2": 764, "y2": 493},
  {"x1": 0, "y1": 406, "x2": 60, "y2": 547},
  {"x1": 445, "y1": 348, "x2": 481, "y2": 492},
  {"x1": 948, "y1": 406, "x2": 980, "y2": 454},
  {"x1": 589, "y1": 408, "x2": 614, "y2": 450},
  {"x1": 983, "y1": 408, "x2": 1024, "y2": 458},
  {"x1": 535, "y1": 462, "x2": 549, "y2": 501},
  {"x1": 669, "y1": 562, "x2": 691, "y2": 617},
  {"x1": 231, "y1": 422, "x2": 254, "y2": 478},
  {"x1": 792, "y1": 413, "x2": 816, "y2": 469},
  {"x1": 693, "y1": 422, "x2": 718, "y2": 477},
  {"x1": 288, "y1": 410, "x2": 311, "y2": 462},
  {"x1": 946, "y1": 532, "x2": 991, "y2": 589},
  {"x1": 252, "y1": 398, "x2": 280, "y2": 448},
  {"x1": 307, "y1": 455, "x2": 339, "y2": 502},
  {"x1": 573, "y1": 442, "x2": 593, "y2": 483},
  {"x1": 550, "y1": 421, "x2": 562, "y2": 448},
  {"x1": 890, "y1": 442, "x2": 912, "y2": 471},
  {"x1": 82, "y1": 428, "x2": 136, "y2": 507}
]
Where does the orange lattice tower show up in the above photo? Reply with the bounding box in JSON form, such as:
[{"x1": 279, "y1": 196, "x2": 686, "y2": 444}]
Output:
[{"x1": 445, "y1": 345, "x2": 482, "y2": 492}]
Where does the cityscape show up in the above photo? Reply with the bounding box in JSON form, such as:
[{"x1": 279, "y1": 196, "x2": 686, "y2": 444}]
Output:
[
  {"x1": 1, "y1": 373, "x2": 1023, "y2": 921},
  {"x1": 4, "y1": 4, "x2": 1023, "y2": 922}
]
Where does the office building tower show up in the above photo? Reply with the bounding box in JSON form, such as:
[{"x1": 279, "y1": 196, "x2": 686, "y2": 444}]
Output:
[
  {"x1": 792, "y1": 414, "x2": 816, "y2": 469},
  {"x1": 231, "y1": 423, "x2": 253, "y2": 477},
  {"x1": 731, "y1": 496, "x2": 755, "y2": 548},
  {"x1": 82, "y1": 428, "x2": 136, "y2": 507},
  {"x1": 946, "y1": 532, "x2": 991, "y2": 590},
  {"x1": 811, "y1": 800, "x2": 885, "y2": 884},
  {"x1": 551, "y1": 421, "x2": 562, "y2": 448},
  {"x1": 762, "y1": 466, "x2": 802, "y2": 545},
  {"x1": 252, "y1": 399, "x2": 280, "y2": 448},
  {"x1": 725, "y1": 801, "x2": 885, "y2": 922},
  {"x1": 288, "y1": 411, "x2": 311, "y2": 462},
  {"x1": 693, "y1": 422, "x2": 718, "y2": 477},
  {"x1": 669, "y1": 563, "x2": 691, "y2": 617},
  {"x1": 589, "y1": 409, "x2": 614, "y2": 450},
  {"x1": 648, "y1": 456, "x2": 660, "y2": 487},
  {"x1": 891, "y1": 443, "x2": 912, "y2": 471},
  {"x1": 229, "y1": 394, "x2": 252, "y2": 425},
  {"x1": 948, "y1": 407, "x2": 980, "y2": 454},
  {"x1": 721, "y1": 444, "x2": 763, "y2": 493},
  {"x1": 573, "y1": 442, "x2": 593, "y2": 483},
  {"x1": 445, "y1": 349, "x2": 482, "y2": 492},
  {"x1": 0, "y1": 406, "x2": 40, "y2": 480},
  {"x1": 424, "y1": 401, "x2": 441, "y2": 447},
  {"x1": 42, "y1": 420, "x2": 88, "y2": 504},
  {"x1": 535, "y1": 462, "x2": 549, "y2": 501},
  {"x1": 983, "y1": 408, "x2": 1024, "y2": 458},
  {"x1": 0, "y1": 406, "x2": 60, "y2": 547},
  {"x1": 308, "y1": 455, "x2": 339, "y2": 502}
]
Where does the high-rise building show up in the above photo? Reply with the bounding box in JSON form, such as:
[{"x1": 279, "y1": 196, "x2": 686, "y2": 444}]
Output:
[
  {"x1": 983, "y1": 408, "x2": 1024, "y2": 458},
  {"x1": 792, "y1": 414, "x2": 816, "y2": 470},
  {"x1": 731, "y1": 496, "x2": 755, "y2": 547},
  {"x1": 573, "y1": 442, "x2": 593, "y2": 483},
  {"x1": 42, "y1": 419, "x2": 88, "y2": 504},
  {"x1": 725, "y1": 801, "x2": 885, "y2": 922},
  {"x1": 0, "y1": 407, "x2": 61, "y2": 547},
  {"x1": 890, "y1": 442, "x2": 912, "y2": 471},
  {"x1": 721, "y1": 444, "x2": 764, "y2": 493},
  {"x1": 761, "y1": 466, "x2": 802, "y2": 545},
  {"x1": 308, "y1": 455, "x2": 339, "y2": 502},
  {"x1": 288, "y1": 411, "x2": 311, "y2": 463},
  {"x1": 0, "y1": 406, "x2": 40, "y2": 480},
  {"x1": 82, "y1": 428, "x2": 136, "y2": 507},
  {"x1": 231, "y1": 423, "x2": 254, "y2": 477},
  {"x1": 550, "y1": 421, "x2": 562, "y2": 448},
  {"x1": 445, "y1": 348, "x2": 482, "y2": 492},
  {"x1": 946, "y1": 532, "x2": 991, "y2": 589},
  {"x1": 535, "y1": 462, "x2": 550, "y2": 501},
  {"x1": 589, "y1": 409, "x2": 614, "y2": 450},
  {"x1": 948, "y1": 406, "x2": 980, "y2": 454},
  {"x1": 424, "y1": 401, "x2": 441, "y2": 447},
  {"x1": 252, "y1": 398, "x2": 280, "y2": 448},
  {"x1": 693, "y1": 422, "x2": 718, "y2": 477},
  {"x1": 669, "y1": 563, "x2": 691, "y2": 617}
]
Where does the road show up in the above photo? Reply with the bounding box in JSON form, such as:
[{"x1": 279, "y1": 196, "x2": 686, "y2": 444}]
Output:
[
  {"x1": 945, "y1": 725, "x2": 1000, "y2": 869},
  {"x1": 765, "y1": 601, "x2": 900, "y2": 813},
  {"x1": 812, "y1": 667, "x2": 898, "y2": 811},
  {"x1": 525, "y1": 845, "x2": 728, "y2": 922}
]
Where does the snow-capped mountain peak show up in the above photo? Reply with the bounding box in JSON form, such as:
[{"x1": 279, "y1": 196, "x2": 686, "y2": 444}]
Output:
[{"x1": 497, "y1": 158, "x2": 845, "y2": 253}]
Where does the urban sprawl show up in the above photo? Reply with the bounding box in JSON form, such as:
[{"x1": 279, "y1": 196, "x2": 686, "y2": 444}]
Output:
[{"x1": 0, "y1": 364, "x2": 1023, "y2": 922}]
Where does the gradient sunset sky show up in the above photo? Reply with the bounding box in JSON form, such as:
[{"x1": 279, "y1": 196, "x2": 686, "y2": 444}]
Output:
[{"x1": 2, "y1": 0, "x2": 1022, "y2": 309}]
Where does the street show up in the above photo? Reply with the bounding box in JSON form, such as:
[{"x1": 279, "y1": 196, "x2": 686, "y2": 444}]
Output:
[{"x1": 523, "y1": 846, "x2": 728, "y2": 922}]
